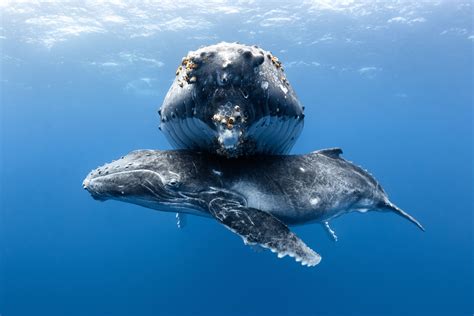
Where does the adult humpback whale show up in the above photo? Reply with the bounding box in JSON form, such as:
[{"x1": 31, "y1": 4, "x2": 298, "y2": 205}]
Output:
[
  {"x1": 83, "y1": 148, "x2": 424, "y2": 267},
  {"x1": 159, "y1": 42, "x2": 304, "y2": 157}
]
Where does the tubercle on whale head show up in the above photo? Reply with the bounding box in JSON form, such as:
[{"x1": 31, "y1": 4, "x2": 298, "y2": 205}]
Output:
[{"x1": 177, "y1": 42, "x2": 266, "y2": 90}]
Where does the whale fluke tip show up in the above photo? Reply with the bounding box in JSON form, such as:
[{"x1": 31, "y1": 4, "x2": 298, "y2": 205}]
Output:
[{"x1": 384, "y1": 202, "x2": 425, "y2": 232}]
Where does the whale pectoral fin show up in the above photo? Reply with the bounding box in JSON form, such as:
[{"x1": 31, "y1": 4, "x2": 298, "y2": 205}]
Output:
[
  {"x1": 208, "y1": 198, "x2": 321, "y2": 267},
  {"x1": 176, "y1": 213, "x2": 187, "y2": 229},
  {"x1": 323, "y1": 221, "x2": 338, "y2": 242}
]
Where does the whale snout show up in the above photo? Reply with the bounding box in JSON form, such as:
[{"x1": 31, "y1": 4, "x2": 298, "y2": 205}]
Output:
[
  {"x1": 82, "y1": 178, "x2": 89, "y2": 189},
  {"x1": 82, "y1": 173, "x2": 108, "y2": 201},
  {"x1": 82, "y1": 153, "x2": 179, "y2": 205}
]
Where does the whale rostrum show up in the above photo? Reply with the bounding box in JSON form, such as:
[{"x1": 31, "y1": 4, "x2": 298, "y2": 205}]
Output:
[{"x1": 83, "y1": 148, "x2": 424, "y2": 267}]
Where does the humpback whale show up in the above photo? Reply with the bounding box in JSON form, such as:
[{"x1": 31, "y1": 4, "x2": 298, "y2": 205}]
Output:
[
  {"x1": 83, "y1": 148, "x2": 424, "y2": 267},
  {"x1": 159, "y1": 42, "x2": 304, "y2": 157}
]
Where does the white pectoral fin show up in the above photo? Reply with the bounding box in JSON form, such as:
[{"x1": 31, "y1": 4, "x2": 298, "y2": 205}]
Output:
[
  {"x1": 176, "y1": 213, "x2": 187, "y2": 228},
  {"x1": 323, "y1": 221, "x2": 338, "y2": 242},
  {"x1": 208, "y1": 198, "x2": 321, "y2": 267}
]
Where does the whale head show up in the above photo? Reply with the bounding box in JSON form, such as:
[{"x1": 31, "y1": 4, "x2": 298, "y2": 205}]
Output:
[
  {"x1": 82, "y1": 150, "x2": 208, "y2": 214},
  {"x1": 159, "y1": 42, "x2": 304, "y2": 157}
]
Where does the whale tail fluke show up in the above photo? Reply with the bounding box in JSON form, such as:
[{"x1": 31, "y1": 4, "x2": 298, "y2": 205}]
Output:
[{"x1": 381, "y1": 202, "x2": 425, "y2": 232}]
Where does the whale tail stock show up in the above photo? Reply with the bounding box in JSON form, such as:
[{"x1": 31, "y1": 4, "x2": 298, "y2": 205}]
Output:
[{"x1": 380, "y1": 201, "x2": 425, "y2": 232}]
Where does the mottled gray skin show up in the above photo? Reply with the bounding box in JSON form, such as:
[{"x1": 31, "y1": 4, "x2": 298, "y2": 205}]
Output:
[
  {"x1": 83, "y1": 149, "x2": 424, "y2": 266},
  {"x1": 159, "y1": 42, "x2": 304, "y2": 157}
]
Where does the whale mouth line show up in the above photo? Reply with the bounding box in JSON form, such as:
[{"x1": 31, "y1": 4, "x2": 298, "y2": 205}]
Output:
[{"x1": 85, "y1": 169, "x2": 152, "y2": 182}]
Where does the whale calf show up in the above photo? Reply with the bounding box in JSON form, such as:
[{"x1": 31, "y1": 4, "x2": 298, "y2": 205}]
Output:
[
  {"x1": 83, "y1": 148, "x2": 424, "y2": 267},
  {"x1": 159, "y1": 42, "x2": 304, "y2": 157}
]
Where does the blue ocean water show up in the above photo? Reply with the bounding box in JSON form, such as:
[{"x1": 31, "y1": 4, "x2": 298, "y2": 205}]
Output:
[{"x1": 1, "y1": 1, "x2": 472, "y2": 315}]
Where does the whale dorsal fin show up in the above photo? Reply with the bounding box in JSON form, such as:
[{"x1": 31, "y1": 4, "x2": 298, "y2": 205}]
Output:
[
  {"x1": 208, "y1": 198, "x2": 321, "y2": 267},
  {"x1": 313, "y1": 148, "x2": 343, "y2": 159}
]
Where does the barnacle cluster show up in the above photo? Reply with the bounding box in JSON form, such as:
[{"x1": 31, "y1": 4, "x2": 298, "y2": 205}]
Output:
[
  {"x1": 212, "y1": 105, "x2": 244, "y2": 130},
  {"x1": 269, "y1": 54, "x2": 283, "y2": 70},
  {"x1": 176, "y1": 57, "x2": 199, "y2": 87}
]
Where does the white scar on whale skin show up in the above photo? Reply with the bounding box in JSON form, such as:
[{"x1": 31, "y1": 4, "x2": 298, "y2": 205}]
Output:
[{"x1": 212, "y1": 169, "x2": 223, "y2": 176}]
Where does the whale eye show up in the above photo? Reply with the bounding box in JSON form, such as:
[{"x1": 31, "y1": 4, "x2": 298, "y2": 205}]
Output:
[{"x1": 167, "y1": 179, "x2": 180, "y2": 189}]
